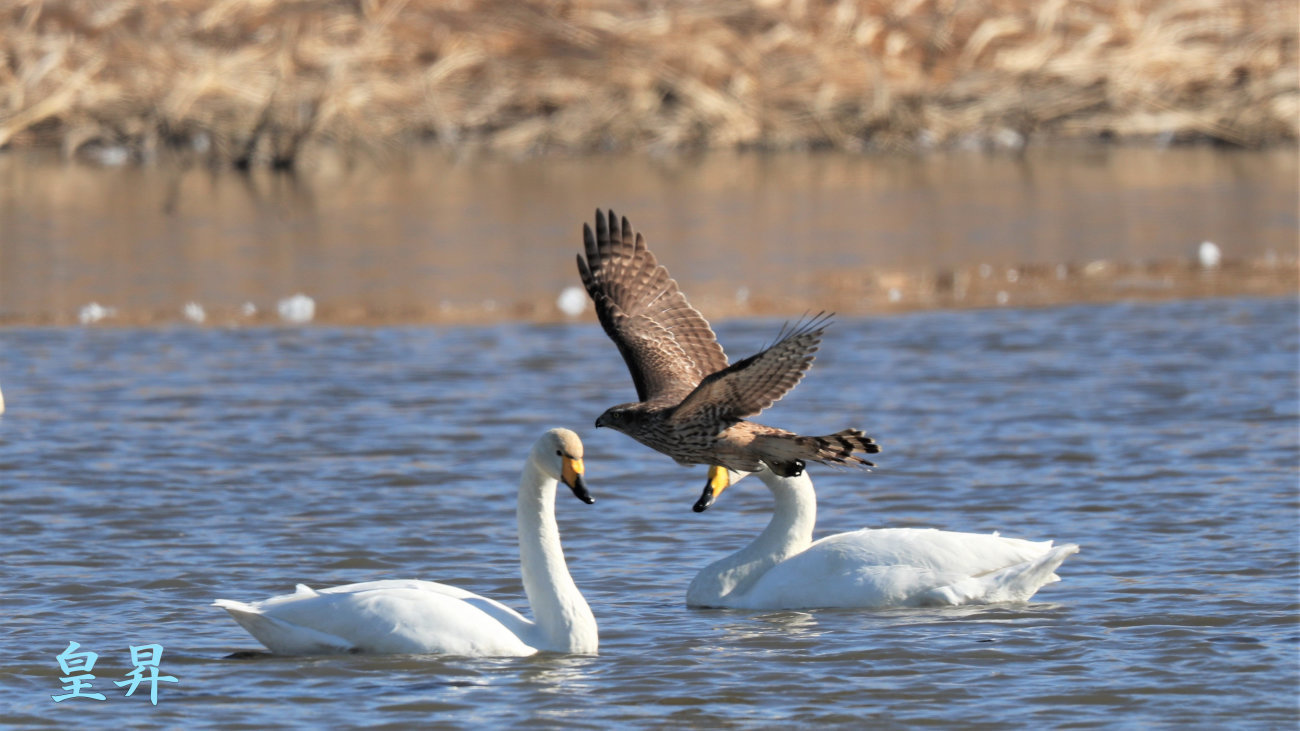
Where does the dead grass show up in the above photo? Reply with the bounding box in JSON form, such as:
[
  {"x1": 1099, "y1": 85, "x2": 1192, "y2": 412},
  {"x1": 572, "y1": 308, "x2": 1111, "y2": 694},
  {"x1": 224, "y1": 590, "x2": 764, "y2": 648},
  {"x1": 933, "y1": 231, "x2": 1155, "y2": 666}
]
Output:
[{"x1": 1, "y1": 0, "x2": 1296, "y2": 166}]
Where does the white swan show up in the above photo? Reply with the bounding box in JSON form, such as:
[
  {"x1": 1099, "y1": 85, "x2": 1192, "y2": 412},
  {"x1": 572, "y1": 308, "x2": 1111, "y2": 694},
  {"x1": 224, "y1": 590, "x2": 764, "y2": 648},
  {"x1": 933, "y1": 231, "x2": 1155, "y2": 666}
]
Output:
[
  {"x1": 687, "y1": 467, "x2": 1078, "y2": 609},
  {"x1": 214, "y1": 428, "x2": 599, "y2": 656}
]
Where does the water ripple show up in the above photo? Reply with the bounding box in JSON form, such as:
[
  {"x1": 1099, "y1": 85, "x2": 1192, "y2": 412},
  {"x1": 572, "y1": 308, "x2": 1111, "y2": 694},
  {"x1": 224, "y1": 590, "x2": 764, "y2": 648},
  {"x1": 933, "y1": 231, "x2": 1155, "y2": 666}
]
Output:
[{"x1": 0, "y1": 297, "x2": 1295, "y2": 727}]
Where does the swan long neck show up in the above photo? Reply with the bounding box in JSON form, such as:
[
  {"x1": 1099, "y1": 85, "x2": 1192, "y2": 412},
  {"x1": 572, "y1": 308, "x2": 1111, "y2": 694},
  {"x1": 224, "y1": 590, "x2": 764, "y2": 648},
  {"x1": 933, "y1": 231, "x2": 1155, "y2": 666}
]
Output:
[
  {"x1": 688, "y1": 470, "x2": 817, "y2": 605},
  {"x1": 516, "y1": 457, "x2": 598, "y2": 654}
]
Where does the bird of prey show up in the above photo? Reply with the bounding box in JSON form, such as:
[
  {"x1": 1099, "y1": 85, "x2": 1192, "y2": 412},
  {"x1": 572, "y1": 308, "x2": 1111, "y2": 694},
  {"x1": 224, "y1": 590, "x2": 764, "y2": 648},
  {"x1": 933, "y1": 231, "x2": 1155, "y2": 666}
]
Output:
[{"x1": 576, "y1": 209, "x2": 880, "y2": 494}]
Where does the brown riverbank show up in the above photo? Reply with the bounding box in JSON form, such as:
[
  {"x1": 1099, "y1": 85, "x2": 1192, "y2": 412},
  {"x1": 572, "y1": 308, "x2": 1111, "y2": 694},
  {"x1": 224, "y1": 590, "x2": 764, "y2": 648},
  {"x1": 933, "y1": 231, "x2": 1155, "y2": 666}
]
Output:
[{"x1": 2, "y1": 0, "x2": 1296, "y2": 168}]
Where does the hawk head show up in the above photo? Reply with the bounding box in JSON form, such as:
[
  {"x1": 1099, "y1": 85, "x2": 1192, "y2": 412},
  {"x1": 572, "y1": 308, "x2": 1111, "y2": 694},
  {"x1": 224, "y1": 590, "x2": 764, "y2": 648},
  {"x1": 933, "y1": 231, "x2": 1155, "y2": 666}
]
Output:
[{"x1": 594, "y1": 404, "x2": 639, "y2": 434}]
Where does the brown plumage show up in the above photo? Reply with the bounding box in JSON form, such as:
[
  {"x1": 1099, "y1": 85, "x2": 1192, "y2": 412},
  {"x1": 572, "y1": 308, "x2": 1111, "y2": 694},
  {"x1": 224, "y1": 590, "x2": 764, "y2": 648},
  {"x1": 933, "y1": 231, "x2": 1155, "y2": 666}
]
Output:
[{"x1": 577, "y1": 209, "x2": 880, "y2": 478}]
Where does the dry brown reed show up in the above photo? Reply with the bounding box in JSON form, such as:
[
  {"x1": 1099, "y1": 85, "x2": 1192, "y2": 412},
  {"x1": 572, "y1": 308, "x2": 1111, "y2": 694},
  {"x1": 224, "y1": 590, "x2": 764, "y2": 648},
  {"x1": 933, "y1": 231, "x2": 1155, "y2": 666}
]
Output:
[{"x1": 2, "y1": 0, "x2": 1296, "y2": 167}]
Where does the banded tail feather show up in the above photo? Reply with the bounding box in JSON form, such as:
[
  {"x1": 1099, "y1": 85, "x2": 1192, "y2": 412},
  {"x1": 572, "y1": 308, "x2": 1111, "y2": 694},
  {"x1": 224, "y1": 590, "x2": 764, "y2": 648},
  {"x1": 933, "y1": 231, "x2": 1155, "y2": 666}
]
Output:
[{"x1": 757, "y1": 428, "x2": 880, "y2": 477}]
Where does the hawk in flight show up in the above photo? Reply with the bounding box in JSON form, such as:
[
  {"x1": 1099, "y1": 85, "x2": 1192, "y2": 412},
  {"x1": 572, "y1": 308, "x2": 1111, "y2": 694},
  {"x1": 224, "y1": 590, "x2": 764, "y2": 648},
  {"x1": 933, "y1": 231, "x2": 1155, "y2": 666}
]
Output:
[{"x1": 577, "y1": 209, "x2": 879, "y2": 495}]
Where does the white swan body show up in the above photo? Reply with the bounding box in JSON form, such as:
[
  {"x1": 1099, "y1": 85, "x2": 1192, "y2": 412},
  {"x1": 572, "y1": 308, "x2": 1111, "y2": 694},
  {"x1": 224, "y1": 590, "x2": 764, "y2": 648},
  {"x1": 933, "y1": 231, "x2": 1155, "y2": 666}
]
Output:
[
  {"x1": 214, "y1": 429, "x2": 598, "y2": 656},
  {"x1": 687, "y1": 468, "x2": 1078, "y2": 610}
]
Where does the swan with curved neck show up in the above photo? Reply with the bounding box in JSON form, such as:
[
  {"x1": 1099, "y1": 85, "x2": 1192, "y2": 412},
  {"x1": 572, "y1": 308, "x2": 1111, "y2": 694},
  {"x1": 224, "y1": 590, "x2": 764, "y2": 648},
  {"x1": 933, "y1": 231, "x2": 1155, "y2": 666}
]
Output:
[
  {"x1": 688, "y1": 467, "x2": 1078, "y2": 610},
  {"x1": 214, "y1": 428, "x2": 599, "y2": 656}
]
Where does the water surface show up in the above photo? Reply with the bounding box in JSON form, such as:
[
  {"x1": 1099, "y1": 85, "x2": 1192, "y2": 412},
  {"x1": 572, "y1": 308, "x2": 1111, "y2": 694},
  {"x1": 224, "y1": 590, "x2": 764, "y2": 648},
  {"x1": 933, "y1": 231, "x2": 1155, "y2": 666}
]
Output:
[
  {"x1": 0, "y1": 296, "x2": 1296, "y2": 726},
  {"x1": 2, "y1": 147, "x2": 1295, "y2": 323}
]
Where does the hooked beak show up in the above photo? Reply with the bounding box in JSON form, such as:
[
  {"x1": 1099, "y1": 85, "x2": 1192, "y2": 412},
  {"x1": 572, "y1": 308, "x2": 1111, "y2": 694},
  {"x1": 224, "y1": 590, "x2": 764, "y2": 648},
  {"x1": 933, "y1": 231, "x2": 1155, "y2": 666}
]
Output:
[
  {"x1": 562, "y1": 456, "x2": 594, "y2": 504},
  {"x1": 593, "y1": 414, "x2": 607, "y2": 429},
  {"x1": 692, "y1": 464, "x2": 732, "y2": 513}
]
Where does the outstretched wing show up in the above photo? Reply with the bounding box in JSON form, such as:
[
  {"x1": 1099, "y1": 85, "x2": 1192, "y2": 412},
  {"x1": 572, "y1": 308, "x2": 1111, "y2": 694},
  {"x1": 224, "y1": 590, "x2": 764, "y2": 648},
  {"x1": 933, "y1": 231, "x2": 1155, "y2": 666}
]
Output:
[
  {"x1": 577, "y1": 209, "x2": 729, "y2": 403},
  {"x1": 671, "y1": 313, "x2": 831, "y2": 429}
]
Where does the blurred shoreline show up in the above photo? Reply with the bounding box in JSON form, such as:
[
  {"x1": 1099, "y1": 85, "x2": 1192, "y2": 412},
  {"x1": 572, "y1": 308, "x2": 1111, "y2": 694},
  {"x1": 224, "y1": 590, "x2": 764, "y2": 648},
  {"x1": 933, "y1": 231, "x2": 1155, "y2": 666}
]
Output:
[
  {"x1": 2, "y1": 1, "x2": 1296, "y2": 168},
  {"x1": 2, "y1": 144, "x2": 1295, "y2": 328},
  {"x1": 2, "y1": 257, "x2": 1294, "y2": 328}
]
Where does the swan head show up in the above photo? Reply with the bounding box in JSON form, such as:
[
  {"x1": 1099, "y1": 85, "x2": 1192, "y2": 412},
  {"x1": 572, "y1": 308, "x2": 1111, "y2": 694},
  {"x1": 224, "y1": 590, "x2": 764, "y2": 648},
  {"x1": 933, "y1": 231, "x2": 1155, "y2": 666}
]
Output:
[
  {"x1": 693, "y1": 465, "x2": 751, "y2": 512},
  {"x1": 693, "y1": 465, "x2": 814, "y2": 512},
  {"x1": 535, "y1": 428, "x2": 594, "y2": 504}
]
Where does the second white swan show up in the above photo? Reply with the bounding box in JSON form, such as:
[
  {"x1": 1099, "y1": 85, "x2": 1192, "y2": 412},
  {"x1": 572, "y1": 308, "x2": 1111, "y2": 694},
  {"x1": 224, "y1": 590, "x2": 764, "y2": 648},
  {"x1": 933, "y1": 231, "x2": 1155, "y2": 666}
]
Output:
[
  {"x1": 687, "y1": 468, "x2": 1078, "y2": 610},
  {"x1": 214, "y1": 428, "x2": 599, "y2": 656}
]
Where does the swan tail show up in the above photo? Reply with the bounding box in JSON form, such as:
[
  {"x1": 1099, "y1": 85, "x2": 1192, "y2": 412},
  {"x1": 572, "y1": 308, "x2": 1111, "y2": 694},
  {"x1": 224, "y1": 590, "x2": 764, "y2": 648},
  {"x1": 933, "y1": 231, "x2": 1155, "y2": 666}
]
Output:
[
  {"x1": 213, "y1": 599, "x2": 354, "y2": 655},
  {"x1": 756, "y1": 429, "x2": 880, "y2": 477},
  {"x1": 925, "y1": 543, "x2": 1080, "y2": 606}
]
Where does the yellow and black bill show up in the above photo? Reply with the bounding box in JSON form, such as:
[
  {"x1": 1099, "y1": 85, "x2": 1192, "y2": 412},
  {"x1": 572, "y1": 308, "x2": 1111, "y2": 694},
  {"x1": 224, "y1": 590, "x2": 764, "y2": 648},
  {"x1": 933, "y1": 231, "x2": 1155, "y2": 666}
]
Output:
[
  {"x1": 562, "y1": 456, "x2": 594, "y2": 504},
  {"x1": 692, "y1": 464, "x2": 733, "y2": 513}
]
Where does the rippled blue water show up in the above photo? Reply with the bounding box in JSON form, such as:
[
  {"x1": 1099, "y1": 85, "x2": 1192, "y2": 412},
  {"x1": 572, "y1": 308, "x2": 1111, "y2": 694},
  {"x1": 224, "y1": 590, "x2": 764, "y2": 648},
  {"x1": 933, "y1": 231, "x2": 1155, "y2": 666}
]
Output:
[{"x1": 1, "y1": 297, "x2": 1296, "y2": 727}]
